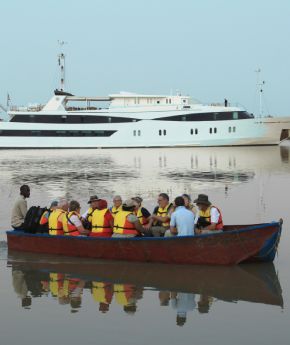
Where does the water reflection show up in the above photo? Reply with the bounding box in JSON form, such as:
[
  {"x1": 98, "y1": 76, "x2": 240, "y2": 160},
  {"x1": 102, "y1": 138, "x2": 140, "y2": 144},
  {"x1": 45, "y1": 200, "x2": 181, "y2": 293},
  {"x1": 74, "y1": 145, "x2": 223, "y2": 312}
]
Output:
[{"x1": 7, "y1": 251, "x2": 283, "y2": 324}]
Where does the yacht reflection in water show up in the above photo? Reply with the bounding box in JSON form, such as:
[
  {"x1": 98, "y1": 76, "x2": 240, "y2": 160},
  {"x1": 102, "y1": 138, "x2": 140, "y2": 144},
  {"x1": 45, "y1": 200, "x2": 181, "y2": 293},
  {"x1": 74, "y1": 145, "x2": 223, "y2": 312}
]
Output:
[{"x1": 8, "y1": 252, "x2": 283, "y2": 323}]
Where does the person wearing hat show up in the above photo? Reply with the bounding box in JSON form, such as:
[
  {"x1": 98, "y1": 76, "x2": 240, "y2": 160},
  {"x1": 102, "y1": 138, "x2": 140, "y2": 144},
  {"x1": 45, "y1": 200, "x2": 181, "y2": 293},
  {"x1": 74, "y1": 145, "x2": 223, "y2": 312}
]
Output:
[
  {"x1": 112, "y1": 198, "x2": 144, "y2": 237},
  {"x1": 132, "y1": 196, "x2": 151, "y2": 225},
  {"x1": 194, "y1": 194, "x2": 224, "y2": 234},
  {"x1": 81, "y1": 195, "x2": 101, "y2": 230}
]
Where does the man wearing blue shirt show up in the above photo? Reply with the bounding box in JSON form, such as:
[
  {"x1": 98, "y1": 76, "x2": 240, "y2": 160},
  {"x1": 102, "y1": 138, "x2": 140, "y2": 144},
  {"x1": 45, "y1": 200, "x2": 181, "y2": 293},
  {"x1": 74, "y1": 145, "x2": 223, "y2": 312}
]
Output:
[{"x1": 166, "y1": 196, "x2": 195, "y2": 237}]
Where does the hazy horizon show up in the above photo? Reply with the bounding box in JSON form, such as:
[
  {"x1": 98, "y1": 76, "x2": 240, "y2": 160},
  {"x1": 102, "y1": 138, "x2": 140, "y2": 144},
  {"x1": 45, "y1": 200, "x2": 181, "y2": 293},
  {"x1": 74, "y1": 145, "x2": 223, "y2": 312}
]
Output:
[{"x1": 1, "y1": 0, "x2": 290, "y2": 117}]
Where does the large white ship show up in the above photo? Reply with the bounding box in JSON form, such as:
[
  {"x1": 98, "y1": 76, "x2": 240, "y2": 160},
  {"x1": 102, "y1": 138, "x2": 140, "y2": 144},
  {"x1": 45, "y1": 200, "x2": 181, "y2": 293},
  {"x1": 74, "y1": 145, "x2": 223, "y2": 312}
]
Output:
[{"x1": 1, "y1": 53, "x2": 289, "y2": 148}]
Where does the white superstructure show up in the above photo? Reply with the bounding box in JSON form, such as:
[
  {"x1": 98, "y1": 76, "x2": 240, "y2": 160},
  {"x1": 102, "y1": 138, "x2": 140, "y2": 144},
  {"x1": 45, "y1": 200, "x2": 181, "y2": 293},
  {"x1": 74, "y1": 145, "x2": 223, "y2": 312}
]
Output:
[{"x1": 0, "y1": 90, "x2": 289, "y2": 148}]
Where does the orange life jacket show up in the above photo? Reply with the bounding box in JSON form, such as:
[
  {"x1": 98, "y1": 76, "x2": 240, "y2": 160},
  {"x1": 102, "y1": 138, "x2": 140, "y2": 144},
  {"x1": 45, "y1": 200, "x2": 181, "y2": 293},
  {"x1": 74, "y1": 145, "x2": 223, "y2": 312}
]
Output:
[
  {"x1": 91, "y1": 208, "x2": 112, "y2": 235},
  {"x1": 113, "y1": 211, "x2": 139, "y2": 236},
  {"x1": 48, "y1": 209, "x2": 66, "y2": 235},
  {"x1": 63, "y1": 211, "x2": 81, "y2": 236}
]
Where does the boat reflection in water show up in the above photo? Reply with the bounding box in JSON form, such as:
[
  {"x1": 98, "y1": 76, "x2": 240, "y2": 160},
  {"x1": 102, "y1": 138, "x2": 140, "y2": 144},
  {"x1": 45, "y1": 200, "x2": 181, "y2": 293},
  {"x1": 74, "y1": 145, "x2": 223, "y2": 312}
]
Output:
[{"x1": 8, "y1": 251, "x2": 283, "y2": 325}]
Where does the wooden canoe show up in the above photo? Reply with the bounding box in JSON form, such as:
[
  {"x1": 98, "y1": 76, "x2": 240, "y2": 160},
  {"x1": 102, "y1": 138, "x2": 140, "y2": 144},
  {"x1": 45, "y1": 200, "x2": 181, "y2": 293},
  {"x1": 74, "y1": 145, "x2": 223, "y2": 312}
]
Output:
[{"x1": 6, "y1": 221, "x2": 282, "y2": 265}]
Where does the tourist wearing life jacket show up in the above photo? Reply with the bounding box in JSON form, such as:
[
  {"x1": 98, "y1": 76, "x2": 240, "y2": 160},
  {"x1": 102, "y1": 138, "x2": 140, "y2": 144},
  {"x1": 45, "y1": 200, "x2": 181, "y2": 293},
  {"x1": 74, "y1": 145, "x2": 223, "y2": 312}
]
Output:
[
  {"x1": 81, "y1": 195, "x2": 101, "y2": 230},
  {"x1": 132, "y1": 196, "x2": 151, "y2": 225},
  {"x1": 63, "y1": 200, "x2": 90, "y2": 236},
  {"x1": 91, "y1": 281, "x2": 113, "y2": 313},
  {"x1": 90, "y1": 199, "x2": 113, "y2": 237},
  {"x1": 110, "y1": 195, "x2": 123, "y2": 218},
  {"x1": 112, "y1": 199, "x2": 144, "y2": 238},
  {"x1": 48, "y1": 199, "x2": 69, "y2": 236},
  {"x1": 194, "y1": 194, "x2": 224, "y2": 234},
  {"x1": 39, "y1": 200, "x2": 58, "y2": 227},
  {"x1": 145, "y1": 193, "x2": 174, "y2": 237},
  {"x1": 114, "y1": 283, "x2": 138, "y2": 315}
]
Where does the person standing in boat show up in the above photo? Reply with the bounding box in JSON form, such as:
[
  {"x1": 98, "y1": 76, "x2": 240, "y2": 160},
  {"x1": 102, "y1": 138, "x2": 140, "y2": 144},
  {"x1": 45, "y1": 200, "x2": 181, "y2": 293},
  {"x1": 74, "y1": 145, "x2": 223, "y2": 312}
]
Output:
[
  {"x1": 165, "y1": 196, "x2": 195, "y2": 237},
  {"x1": 48, "y1": 199, "x2": 69, "y2": 236},
  {"x1": 90, "y1": 199, "x2": 114, "y2": 237},
  {"x1": 110, "y1": 195, "x2": 123, "y2": 218},
  {"x1": 112, "y1": 199, "x2": 144, "y2": 238},
  {"x1": 194, "y1": 194, "x2": 224, "y2": 234},
  {"x1": 63, "y1": 200, "x2": 90, "y2": 236},
  {"x1": 132, "y1": 197, "x2": 151, "y2": 226},
  {"x1": 144, "y1": 193, "x2": 174, "y2": 237},
  {"x1": 81, "y1": 195, "x2": 101, "y2": 230},
  {"x1": 11, "y1": 185, "x2": 30, "y2": 230}
]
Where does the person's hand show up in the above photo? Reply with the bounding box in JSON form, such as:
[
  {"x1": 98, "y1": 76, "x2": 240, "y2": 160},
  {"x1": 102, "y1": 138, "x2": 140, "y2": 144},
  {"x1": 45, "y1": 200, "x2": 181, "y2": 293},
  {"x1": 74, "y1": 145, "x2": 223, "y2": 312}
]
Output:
[
  {"x1": 195, "y1": 229, "x2": 202, "y2": 234},
  {"x1": 143, "y1": 223, "x2": 151, "y2": 230}
]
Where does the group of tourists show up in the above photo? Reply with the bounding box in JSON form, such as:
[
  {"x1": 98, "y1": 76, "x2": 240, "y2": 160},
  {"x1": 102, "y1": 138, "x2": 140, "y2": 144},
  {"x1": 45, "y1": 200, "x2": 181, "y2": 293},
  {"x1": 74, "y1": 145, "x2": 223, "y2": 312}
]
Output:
[{"x1": 11, "y1": 184, "x2": 224, "y2": 237}]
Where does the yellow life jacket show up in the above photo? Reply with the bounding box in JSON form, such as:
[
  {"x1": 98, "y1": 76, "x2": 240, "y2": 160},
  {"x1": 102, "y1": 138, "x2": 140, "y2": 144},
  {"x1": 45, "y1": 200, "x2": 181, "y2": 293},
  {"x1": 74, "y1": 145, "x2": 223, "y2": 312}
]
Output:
[
  {"x1": 91, "y1": 208, "x2": 112, "y2": 233},
  {"x1": 62, "y1": 211, "x2": 81, "y2": 236},
  {"x1": 49, "y1": 273, "x2": 64, "y2": 297},
  {"x1": 135, "y1": 208, "x2": 147, "y2": 225},
  {"x1": 155, "y1": 203, "x2": 172, "y2": 228},
  {"x1": 86, "y1": 207, "x2": 94, "y2": 223},
  {"x1": 48, "y1": 209, "x2": 66, "y2": 235},
  {"x1": 114, "y1": 284, "x2": 132, "y2": 306},
  {"x1": 113, "y1": 210, "x2": 139, "y2": 235},
  {"x1": 92, "y1": 282, "x2": 111, "y2": 304},
  {"x1": 197, "y1": 206, "x2": 223, "y2": 230},
  {"x1": 111, "y1": 205, "x2": 122, "y2": 218}
]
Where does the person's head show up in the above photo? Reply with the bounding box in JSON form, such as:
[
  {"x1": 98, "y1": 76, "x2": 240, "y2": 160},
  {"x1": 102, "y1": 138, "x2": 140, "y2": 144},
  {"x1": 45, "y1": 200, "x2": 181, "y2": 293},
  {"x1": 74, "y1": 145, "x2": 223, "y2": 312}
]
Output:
[
  {"x1": 194, "y1": 194, "x2": 211, "y2": 211},
  {"x1": 122, "y1": 198, "x2": 136, "y2": 212},
  {"x1": 113, "y1": 195, "x2": 122, "y2": 208},
  {"x1": 182, "y1": 194, "x2": 191, "y2": 207},
  {"x1": 176, "y1": 314, "x2": 187, "y2": 327},
  {"x1": 123, "y1": 304, "x2": 137, "y2": 315},
  {"x1": 174, "y1": 196, "x2": 185, "y2": 207},
  {"x1": 99, "y1": 302, "x2": 109, "y2": 313},
  {"x1": 132, "y1": 197, "x2": 142, "y2": 209},
  {"x1": 157, "y1": 193, "x2": 169, "y2": 208},
  {"x1": 49, "y1": 200, "x2": 58, "y2": 210},
  {"x1": 20, "y1": 185, "x2": 30, "y2": 198},
  {"x1": 69, "y1": 200, "x2": 81, "y2": 213},
  {"x1": 58, "y1": 199, "x2": 69, "y2": 211},
  {"x1": 97, "y1": 199, "x2": 108, "y2": 210},
  {"x1": 87, "y1": 195, "x2": 100, "y2": 210}
]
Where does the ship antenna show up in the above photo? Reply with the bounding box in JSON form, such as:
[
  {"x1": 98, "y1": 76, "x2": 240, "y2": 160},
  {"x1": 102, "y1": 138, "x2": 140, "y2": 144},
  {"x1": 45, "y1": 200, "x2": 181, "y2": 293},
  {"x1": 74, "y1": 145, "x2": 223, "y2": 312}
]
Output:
[
  {"x1": 255, "y1": 68, "x2": 265, "y2": 118},
  {"x1": 58, "y1": 40, "x2": 67, "y2": 91}
]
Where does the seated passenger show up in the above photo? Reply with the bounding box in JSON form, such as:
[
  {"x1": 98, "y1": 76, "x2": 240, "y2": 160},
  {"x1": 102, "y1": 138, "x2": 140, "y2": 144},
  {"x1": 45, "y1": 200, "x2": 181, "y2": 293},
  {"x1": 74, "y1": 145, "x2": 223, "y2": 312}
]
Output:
[
  {"x1": 11, "y1": 184, "x2": 30, "y2": 230},
  {"x1": 39, "y1": 200, "x2": 58, "y2": 227},
  {"x1": 132, "y1": 197, "x2": 151, "y2": 225},
  {"x1": 110, "y1": 195, "x2": 123, "y2": 218},
  {"x1": 112, "y1": 199, "x2": 144, "y2": 238},
  {"x1": 48, "y1": 199, "x2": 69, "y2": 236},
  {"x1": 145, "y1": 193, "x2": 174, "y2": 237},
  {"x1": 182, "y1": 194, "x2": 197, "y2": 215},
  {"x1": 194, "y1": 194, "x2": 223, "y2": 234},
  {"x1": 81, "y1": 195, "x2": 101, "y2": 230},
  {"x1": 90, "y1": 199, "x2": 113, "y2": 237},
  {"x1": 165, "y1": 196, "x2": 195, "y2": 237},
  {"x1": 63, "y1": 200, "x2": 89, "y2": 236}
]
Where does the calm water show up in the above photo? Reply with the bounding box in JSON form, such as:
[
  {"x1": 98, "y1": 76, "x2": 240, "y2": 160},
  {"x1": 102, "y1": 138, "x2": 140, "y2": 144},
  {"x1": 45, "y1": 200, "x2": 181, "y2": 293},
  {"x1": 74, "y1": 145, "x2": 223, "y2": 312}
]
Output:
[{"x1": 0, "y1": 144, "x2": 290, "y2": 345}]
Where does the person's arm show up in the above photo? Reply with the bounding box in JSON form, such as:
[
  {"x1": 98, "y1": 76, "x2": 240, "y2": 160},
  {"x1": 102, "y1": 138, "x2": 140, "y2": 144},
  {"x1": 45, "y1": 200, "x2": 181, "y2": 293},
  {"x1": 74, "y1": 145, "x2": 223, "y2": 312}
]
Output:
[
  {"x1": 204, "y1": 208, "x2": 219, "y2": 231},
  {"x1": 151, "y1": 205, "x2": 174, "y2": 223},
  {"x1": 72, "y1": 215, "x2": 90, "y2": 235},
  {"x1": 170, "y1": 212, "x2": 177, "y2": 234}
]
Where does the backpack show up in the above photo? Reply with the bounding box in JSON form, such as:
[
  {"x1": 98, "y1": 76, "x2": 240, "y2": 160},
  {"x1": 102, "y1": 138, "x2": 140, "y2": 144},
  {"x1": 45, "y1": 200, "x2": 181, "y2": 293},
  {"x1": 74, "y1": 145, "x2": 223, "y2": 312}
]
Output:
[{"x1": 23, "y1": 206, "x2": 49, "y2": 234}]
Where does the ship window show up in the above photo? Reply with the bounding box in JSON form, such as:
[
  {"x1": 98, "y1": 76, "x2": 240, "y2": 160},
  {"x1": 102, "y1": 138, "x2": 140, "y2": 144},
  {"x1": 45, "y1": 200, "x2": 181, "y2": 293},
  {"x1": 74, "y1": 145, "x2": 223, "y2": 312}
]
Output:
[
  {"x1": 209, "y1": 128, "x2": 212, "y2": 134},
  {"x1": 169, "y1": 99, "x2": 171, "y2": 104},
  {"x1": 163, "y1": 130, "x2": 166, "y2": 136},
  {"x1": 229, "y1": 127, "x2": 232, "y2": 133},
  {"x1": 182, "y1": 116, "x2": 186, "y2": 121},
  {"x1": 138, "y1": 130, "x2": 141, "y2": 136},
  {"x1": 233, "y1": 112, "x2": 238, "y2": 120},
  {"x1": 133, "y1": 130, "x2": 136, "y2": 136},
  {"x1": 190, "y1": 129, "x2": 193, "y2": 135},
  {"x1": 159, "y1": 130, "x2": 162, "y2": 136},
  {"x1": 157, "y1": 100, "x2": 160, "y2": 104},
  {"x1": 166, "y1": 99, "x2": 168, "y2": 104},
  {"x1": 195, "y1": 128, "x2": 198, "y2": 134},
  {"x1": 0, "y1": 130, "x2": 116, "y2": 137},
  {"x1": 233, "y1": 126, "x2": 236, "y2": 132},
  {"x1": 214, "y1": 127, "x2": 217, "y2": 133}
]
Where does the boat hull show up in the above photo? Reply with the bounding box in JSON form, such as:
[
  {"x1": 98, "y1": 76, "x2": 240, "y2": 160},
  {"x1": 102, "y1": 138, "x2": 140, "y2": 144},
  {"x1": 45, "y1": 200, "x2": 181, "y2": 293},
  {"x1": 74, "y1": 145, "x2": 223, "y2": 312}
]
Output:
[{"x1": 6, "y1": 222, "x2": 281, "y2": 265}]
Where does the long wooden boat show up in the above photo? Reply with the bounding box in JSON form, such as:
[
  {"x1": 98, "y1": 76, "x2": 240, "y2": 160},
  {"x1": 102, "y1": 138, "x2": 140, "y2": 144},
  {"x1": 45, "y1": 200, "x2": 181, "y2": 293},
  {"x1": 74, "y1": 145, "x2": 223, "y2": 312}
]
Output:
[
  {"x1": 6, "y1": 221, "x2": 282, "y2": 265},
  {"x1": 7, "y1": 251, "x2": 283, "y2": 308}
]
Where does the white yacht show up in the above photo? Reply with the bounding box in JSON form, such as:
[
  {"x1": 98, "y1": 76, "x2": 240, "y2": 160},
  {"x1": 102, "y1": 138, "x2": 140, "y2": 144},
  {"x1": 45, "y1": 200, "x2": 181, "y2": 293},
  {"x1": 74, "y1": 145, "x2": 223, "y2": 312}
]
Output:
[{"x1": 1, "y1": 53, "x2": 289, "y2": 148}]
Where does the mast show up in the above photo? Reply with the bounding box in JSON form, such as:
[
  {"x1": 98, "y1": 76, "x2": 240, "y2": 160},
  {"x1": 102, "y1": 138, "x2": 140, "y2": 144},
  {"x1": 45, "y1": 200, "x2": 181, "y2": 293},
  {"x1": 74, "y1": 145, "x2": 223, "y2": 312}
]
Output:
[
  {"x1": 58, "y1": 40, "x2": 67, "y2": 91},
  {"x1": 255, "y1": 68, "x2": 265, "y2": 118}
]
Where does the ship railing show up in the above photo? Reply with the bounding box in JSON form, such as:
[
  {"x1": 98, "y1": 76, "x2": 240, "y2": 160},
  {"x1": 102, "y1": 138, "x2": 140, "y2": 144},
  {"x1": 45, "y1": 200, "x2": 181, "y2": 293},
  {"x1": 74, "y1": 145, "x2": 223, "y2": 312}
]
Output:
[{"x1": 10, "y1": 105, "x2": 45, "y2": 112}]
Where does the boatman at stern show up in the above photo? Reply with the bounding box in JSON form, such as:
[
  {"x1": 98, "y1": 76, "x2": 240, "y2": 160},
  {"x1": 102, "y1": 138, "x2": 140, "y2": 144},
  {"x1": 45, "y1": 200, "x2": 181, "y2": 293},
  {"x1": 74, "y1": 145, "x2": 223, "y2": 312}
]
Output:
[{"x1": 194, "y1": 194, "x2": 223, "y2": 234}]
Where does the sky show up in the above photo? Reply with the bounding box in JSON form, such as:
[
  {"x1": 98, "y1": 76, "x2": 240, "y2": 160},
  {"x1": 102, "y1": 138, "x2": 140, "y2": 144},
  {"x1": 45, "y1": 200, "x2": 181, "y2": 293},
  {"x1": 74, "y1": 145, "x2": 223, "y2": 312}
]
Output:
[{"x1": 0, "y1": 0, "x2": 290, "y2": 116}]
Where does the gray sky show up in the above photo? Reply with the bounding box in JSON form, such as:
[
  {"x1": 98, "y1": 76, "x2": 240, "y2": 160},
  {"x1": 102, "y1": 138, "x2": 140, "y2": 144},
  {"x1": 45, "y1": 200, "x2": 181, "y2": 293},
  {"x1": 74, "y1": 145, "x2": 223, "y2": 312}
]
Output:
[{"x1": 0, "y1": 0, "x2": 290, "y2": 116}]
